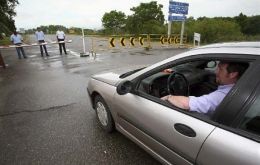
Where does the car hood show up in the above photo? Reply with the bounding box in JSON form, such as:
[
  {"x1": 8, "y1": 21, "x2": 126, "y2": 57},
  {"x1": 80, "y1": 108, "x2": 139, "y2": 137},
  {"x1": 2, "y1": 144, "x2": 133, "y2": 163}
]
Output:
[
  {"x1": 92, "y1": 72, "x2": 121, "y2": 86},
  {"x1": 92, "y1": 65, "x2": 146, "y2": 86}
]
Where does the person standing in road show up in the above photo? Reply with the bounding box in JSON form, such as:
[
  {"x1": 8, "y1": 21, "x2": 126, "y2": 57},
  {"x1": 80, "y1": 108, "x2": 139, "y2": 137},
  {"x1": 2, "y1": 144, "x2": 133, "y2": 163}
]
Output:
[
  {"x1": 10, "y1": 31, "x2": 27, "y2": 59},
  {"x1": 35, "y1": 28, "x2": 49, "y2": 57},
  {"x1": 56, "y1": 29, "x2": 67, "y2": 55}
]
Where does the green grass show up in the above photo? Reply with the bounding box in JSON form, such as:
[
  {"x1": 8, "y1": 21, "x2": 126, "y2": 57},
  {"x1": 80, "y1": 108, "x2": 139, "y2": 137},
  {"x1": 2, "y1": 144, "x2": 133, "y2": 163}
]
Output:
[{"x1": 0, "y1": 37, "x2": 11, "y2": 46}]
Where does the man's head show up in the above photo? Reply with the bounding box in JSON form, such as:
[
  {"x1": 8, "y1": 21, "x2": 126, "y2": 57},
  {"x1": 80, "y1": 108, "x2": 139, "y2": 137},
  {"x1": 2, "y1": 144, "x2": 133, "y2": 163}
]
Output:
[
  {"x1": 37, "y1": 27, "x2": 40, "y2": 31},
  {"x1": 216, "y1": 61, "x2": 249, "y2": 85},
  {"x1": 13, "y1": 31, "x2": 17, "y2": 35}
]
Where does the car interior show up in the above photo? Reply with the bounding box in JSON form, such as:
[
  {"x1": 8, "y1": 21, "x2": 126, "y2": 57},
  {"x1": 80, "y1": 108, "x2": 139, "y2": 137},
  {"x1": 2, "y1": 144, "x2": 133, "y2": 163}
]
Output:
[{"x1": 139, "y1": 60, "x2": 218, "y2": 98}]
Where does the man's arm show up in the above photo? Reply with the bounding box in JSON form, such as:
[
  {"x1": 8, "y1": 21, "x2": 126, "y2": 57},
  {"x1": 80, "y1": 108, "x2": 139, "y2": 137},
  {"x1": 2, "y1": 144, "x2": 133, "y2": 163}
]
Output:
[
  {"x1": 63, "y1": 31, "x2": 65, "y2": 39},
  {"x1": 10, "y1": 36, "x2": 13, "y2": 44},
  {"x1": 162, "y1": 95, "x2": 190, "y2": 110},
  {"x1": 56, "y1": 31, "x2": 59, "y2": 40}
]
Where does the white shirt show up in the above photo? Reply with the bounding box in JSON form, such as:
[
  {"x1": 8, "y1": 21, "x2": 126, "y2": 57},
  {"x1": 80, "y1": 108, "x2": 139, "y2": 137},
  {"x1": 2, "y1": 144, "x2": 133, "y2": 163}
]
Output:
[
  {"x1": 10, "y1": 34, "x2": 23, "y2": 44},
  {"x1": 35, "y1": 31, "x2": 45, "y2": 41},
  {"x1": 56, "y1": 30, "x2": 65, "y2": 39},
  {"x1": 189, "y1": 84, "x2": 234, "y2": 114}
]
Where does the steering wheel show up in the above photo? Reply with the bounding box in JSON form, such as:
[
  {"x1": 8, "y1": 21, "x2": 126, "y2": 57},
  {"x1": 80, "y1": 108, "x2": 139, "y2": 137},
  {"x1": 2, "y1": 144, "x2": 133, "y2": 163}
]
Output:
[{"x1": 167, "y1": 72, "x2": 189, "y2": 96}]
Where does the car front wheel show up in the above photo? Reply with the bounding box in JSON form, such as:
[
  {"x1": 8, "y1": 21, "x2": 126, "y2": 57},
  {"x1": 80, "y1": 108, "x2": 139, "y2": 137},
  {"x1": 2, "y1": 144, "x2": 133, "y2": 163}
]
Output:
[{"x1": 94, "y1": 95, "x2": 115, "y2": 133}]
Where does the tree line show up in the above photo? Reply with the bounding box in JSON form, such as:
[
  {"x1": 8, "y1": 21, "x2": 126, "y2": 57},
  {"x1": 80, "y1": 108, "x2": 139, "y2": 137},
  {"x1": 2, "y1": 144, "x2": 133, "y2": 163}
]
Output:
[
  {"x1": 1, "y1": 1, "x2": 259, "y2": 44},
  {"x1": 0, "y1": 0, "x2": 18, "y2": 35},
  {"x1": 100, "y1": 1, "x2": 260, "y2": 43}
]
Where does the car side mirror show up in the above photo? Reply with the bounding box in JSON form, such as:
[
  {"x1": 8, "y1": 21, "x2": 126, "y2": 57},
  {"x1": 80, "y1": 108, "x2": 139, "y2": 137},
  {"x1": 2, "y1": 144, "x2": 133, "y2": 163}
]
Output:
[
  {"x1": 207, "y1": 61, "x2": 217, "y2": 68},
  {"x1": 116, "y1": 80, "x2": 133, "y2": 95}
]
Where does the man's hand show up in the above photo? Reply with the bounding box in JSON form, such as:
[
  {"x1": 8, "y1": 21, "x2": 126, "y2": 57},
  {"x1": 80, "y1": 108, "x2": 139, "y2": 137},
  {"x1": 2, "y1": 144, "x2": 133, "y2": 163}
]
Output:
[
  {"x1": 161, "y1": 95, "x2": 170, "y2": 101},
  {"x1": 161, "y1": 95, "x2": 190, "y2": 110},
  {"x1": 163, "y1": 68, "x2": 174, "y2": 73}
]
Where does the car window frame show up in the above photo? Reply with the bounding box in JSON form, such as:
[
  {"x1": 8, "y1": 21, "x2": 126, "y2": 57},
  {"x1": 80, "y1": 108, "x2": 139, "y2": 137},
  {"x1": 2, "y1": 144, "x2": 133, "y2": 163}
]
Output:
[
  {"x1": 228, "y1": 69, "x2": 260, "y2": 142},
  {"x1": 129, "y1": 53, "x2": 258, "y2": 127},
  {"x1": 212, "y1": 60, "x2": 260, "y2": 125},
  {"x1": 213, "y1": 84, "x2": 260, "y2": 143}
]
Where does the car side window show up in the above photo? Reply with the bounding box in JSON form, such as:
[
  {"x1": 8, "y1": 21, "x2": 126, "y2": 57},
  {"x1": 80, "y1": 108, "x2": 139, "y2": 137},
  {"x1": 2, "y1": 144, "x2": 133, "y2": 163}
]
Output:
[
  {"x1": 238, "y1": 93, "x2": 260, "y2": 136},
  {"x1": 138, "y1": 60, "x2": 218, "y2": 98}
]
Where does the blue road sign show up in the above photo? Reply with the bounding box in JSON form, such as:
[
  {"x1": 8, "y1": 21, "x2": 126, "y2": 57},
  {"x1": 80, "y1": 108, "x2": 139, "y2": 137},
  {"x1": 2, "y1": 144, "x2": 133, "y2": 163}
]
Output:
[
  {"x1": 169, "y1": 1, "x2": 189, "y2": 15},
  {"x1": 168, "y1": 15, "x2": 186, "y2": 21}
]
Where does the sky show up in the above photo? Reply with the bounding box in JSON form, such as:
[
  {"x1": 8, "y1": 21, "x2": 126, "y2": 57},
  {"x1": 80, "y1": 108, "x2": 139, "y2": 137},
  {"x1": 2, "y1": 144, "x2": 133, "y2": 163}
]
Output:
[{"x1": 14, "y1": 0, "x2": 260, "y2": 30}]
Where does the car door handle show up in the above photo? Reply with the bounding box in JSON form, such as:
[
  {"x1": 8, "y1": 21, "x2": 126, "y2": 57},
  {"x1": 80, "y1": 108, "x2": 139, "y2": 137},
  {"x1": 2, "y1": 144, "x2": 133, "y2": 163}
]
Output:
[{"x1": 174, "y1": 123, "x2": 196, "y2": 137}]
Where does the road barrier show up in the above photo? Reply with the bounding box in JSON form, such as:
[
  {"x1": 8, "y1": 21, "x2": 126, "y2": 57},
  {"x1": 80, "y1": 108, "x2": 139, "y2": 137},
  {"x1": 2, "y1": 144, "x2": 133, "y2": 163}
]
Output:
[
  {"x1": 130, "y1": 37, "x2": 135, "y2": 46},
  {"x1": 120, "y1": 37, "x2": 125, "y2": 46},
  {"x1": 0, "y1": 34, "x2": 191, "y2": 68},
  {"x1": 108, "y1": 36, "x2": 147, "y2": 47},
  {"x1": 0, "y1": 40, "x2": 72, "y2": 68},
  {"x1": 107, "y1": 34, "x2": 187, "y2": 49},
  {"x1": 0, "y1": 40, "x2": 72, "y2": 49}
]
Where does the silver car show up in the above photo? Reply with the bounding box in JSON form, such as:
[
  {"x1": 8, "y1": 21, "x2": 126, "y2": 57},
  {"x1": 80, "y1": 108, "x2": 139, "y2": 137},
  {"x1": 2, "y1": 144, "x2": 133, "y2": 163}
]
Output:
[{"x1": 87, "y1": 42, "x2": 260, "y2": 165}]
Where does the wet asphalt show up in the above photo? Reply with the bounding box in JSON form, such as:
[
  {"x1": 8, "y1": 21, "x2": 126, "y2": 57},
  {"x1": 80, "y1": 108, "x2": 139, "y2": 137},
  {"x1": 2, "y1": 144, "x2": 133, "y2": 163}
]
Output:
[{"x1": 0, "y1": 35, "x2": 188, "y2": 165}]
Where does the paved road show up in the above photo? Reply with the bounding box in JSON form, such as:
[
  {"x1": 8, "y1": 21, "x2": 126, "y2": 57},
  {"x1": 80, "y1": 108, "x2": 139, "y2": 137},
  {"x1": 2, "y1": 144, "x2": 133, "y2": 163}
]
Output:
[{"x1": 0, "y1": 35, "x2": 188, "y2": 165}]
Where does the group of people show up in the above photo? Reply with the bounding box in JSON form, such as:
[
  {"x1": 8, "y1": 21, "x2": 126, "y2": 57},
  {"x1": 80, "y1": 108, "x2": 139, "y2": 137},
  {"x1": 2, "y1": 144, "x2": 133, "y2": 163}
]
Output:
[{"x1": 10, "y1": 28, "x2": 68, "y2": 59}]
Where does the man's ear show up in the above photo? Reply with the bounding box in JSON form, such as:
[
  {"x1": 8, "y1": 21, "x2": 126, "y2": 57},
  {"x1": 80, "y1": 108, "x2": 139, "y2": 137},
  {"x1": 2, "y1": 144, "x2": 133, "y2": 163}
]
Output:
[{"x1": 229, "y1": 72, "x2": 239, "y2": 79}]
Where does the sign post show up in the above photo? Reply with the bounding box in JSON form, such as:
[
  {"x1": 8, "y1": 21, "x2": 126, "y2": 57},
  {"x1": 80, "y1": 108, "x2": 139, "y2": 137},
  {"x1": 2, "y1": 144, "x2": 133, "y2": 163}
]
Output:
[
  {"x1": 180, "y1": 18, "x2": 185, "y2": 45},
  {"x1": 194, "y1": 32, "x2": 201, "y2": 46},
  {"x1": 168, "y1": 1, "x2": 189, "y2": 45},
  {"x1": 80, "y1": 28, "x2": 89, "y2": 57},
  {"x1": 167, "y1": 20, "x2": 172, "y2": 38},
  {"x1": 82, "y1": 28, "x2": 86, "y2": 54}
]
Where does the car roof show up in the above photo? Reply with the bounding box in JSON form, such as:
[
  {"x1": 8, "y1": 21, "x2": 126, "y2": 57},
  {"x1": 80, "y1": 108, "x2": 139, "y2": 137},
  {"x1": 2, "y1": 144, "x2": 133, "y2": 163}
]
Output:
[
  {"x1": 185, "y1": 42, "x2": 260, "y2": 57},
  {"x1": 190, "y1": 42, "x2": 260, "y2": 56},
  {"x1": 194, "y1": 42, "x2": 260, "y2": 49}
]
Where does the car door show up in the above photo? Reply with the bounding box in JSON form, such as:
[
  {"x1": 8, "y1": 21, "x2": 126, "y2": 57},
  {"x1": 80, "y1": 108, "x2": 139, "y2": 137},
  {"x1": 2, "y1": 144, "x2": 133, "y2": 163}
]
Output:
[
  {"x1": 196, "y1": 63, "x2": 260, "y2": 165},
  {"x1": 113, "y1": 57, "x2": 218, "y2": 164},
  {"x1": 114, "y1": 92, "x2": 215, "y2": 164}
]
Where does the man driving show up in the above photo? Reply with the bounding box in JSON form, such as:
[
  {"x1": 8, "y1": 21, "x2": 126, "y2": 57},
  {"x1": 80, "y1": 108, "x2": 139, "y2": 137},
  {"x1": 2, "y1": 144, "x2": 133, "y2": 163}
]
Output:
[{"x1": 162, "y1": 61, "x2": 248, "y2": 114}]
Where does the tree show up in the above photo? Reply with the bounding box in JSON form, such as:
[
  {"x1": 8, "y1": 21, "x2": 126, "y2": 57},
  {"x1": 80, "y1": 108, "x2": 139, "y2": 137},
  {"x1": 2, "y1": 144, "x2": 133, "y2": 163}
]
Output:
[
  {"x1": 126, "y1": 1, "x2": 165, "y2": 34},
  {"x1": 190, "y1": 18, "x2": 243, "y2": 43},
  {"x1": 102, "y1": 10, "x2": 126, "y2": 34},
  {"x1": 0, "y1": 0, "x2": 19, "y2": 34},
  {"x1": 242, "y1": 15, "x2": 260, "y2": 35},
  {"x1": 234, "y1": 13, "x2": 247, "y2": 33}
]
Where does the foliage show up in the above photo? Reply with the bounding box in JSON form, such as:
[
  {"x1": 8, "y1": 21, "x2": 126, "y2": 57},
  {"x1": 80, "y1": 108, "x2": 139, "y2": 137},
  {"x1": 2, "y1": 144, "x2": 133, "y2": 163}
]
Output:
[
  {"x1": 242, "y1": 15, "x2": 260, "y2": 35},
  {"x1": 125, "y1": 1, "x2": 164, "y2": 34},
  {"x1": 188, "y1": 18, "x2": 243, "y2": 43},
  {"x1": 25, "y1": 25, "x2": 96, "y2": 35},
  {"x1": 5, "y1": 0, "x2": 258, "y2": 44},
  {"x1": 234, "y1": 13, "x2": 247, "y2": 33},
  {"x1": 0, "y1": 0, "x2": 19, "y2": 34},
  {"x1": 102, "y1": 10, "x2": 126, "y2": 34},
  {"x1": 0, "y1": 36, "x2": 10, "y2": 45}
]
